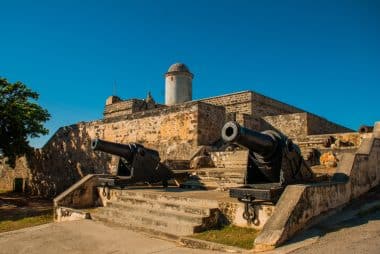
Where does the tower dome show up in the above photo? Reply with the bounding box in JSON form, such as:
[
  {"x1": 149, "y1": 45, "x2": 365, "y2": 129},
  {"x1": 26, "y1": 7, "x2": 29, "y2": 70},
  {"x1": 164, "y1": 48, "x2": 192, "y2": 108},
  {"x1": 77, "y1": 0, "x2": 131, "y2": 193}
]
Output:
[
  {"x1": 167, "y1": 63, "x2": 192, "y2": 74},
  {"x1": 165, "y1": 63, "x2": 193, "y2": 105}
]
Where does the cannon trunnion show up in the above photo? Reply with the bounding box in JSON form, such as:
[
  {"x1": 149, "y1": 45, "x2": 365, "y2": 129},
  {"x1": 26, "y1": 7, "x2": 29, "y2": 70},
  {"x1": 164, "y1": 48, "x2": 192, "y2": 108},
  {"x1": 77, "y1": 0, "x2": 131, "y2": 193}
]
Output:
[{"x1": 91, "y1": 139, "x2": 173, "y2": 188}]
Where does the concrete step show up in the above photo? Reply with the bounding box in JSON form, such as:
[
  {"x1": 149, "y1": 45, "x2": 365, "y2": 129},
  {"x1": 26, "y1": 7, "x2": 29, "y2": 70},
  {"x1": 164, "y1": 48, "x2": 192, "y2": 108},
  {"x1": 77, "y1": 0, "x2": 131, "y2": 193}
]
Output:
[
  {"x1": 95, "y1": 206, "x2": 206, "y2": 226},
  {"x1": 113, "y1": 196, "x2": 214, "y2": 217},
  {"x1": 91, "y1": 206, "x2": 212, "y2": 236},
  {"x1": 115, "y1": 189, "x2": 219, "y2": 208},
  {"x1": 107, "y1": 200, "x2": 218, "y2": 220}
]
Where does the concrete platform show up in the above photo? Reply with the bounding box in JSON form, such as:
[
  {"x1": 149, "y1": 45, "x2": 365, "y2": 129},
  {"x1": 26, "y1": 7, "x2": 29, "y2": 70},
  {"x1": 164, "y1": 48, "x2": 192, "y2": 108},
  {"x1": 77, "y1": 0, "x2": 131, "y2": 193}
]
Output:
[
  {"x1": 3, "y1": 193, "x2": 380, "y2": 254},
  {"x1": 0, "y1": 220, "x2": 223, "y2": 254}
]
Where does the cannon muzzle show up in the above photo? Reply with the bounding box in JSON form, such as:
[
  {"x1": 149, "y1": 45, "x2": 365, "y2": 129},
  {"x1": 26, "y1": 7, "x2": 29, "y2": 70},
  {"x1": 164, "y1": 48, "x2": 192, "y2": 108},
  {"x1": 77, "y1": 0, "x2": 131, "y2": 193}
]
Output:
[
  {"x1": 221, "y1": 121, "x2": 276, "y2": 157},
  {"x1": 358, "y1": 125, "x2": 373, "y2": 134}
]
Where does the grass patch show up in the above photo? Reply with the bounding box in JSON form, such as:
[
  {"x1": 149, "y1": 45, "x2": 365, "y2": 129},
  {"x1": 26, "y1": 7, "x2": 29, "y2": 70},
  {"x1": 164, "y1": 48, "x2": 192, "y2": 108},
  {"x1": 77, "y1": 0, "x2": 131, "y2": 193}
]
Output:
[
  {"x1": 0, "y1": 210, "x2": 53, "y2": 233},
  {"x1": 192, "y1": 225, "x2": 260, "y2": 249}
]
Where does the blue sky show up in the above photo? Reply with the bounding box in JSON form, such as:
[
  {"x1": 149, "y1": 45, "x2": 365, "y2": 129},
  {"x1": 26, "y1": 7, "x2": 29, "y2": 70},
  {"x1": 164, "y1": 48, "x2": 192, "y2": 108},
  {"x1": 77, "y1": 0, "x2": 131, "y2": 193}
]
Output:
[{"x1": 1, "y1": 0, "x2": 379, "y2": 148}]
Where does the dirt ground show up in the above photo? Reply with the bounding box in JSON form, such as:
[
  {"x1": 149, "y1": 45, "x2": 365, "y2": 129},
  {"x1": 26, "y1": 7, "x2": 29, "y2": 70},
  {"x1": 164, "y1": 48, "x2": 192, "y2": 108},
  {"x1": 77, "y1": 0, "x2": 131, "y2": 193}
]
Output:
[{"x1": 0, "y1": 192, "x2": 53, "y2": 232}]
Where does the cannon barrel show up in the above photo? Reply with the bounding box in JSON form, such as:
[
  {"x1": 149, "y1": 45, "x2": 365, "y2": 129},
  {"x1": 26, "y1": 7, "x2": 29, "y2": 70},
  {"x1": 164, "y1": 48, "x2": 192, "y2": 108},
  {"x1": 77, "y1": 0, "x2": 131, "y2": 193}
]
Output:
[
  {"x1": 221, "y1": 121, "x2": 276, "y2": 157},
  {"x1": 91, "y1": 138, "x2": 134, "y2": 161}
]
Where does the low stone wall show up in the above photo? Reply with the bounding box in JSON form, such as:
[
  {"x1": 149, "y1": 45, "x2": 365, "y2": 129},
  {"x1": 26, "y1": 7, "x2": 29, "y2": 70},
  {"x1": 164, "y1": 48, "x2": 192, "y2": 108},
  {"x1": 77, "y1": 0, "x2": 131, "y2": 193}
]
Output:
[
  {"x1": 53, "y1": 174, "x2": 100, "y2": 209},
  {"x1": 254, "y1": 122, "x2": 380, "y2": 251},
  {"x1": 53, "y1": 174, "x2": 100, "y2": 222}
]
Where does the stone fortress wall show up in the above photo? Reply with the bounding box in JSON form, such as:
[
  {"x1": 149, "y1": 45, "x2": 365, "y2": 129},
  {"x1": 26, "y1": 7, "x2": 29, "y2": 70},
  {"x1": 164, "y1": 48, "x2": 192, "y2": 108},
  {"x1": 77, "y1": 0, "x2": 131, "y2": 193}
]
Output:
[
  {"x1": 0, "y1": 63, "x2": 354, "y2": 197},
  {"x1": 103, "y1": 90, "x2": 351, "y2": 138},
  {"x1": 0, "y1": 102, "x2": 226, "y2": 196},
  {"x1": 96, "y1": 101, "x2": 225, "y2": 161}
]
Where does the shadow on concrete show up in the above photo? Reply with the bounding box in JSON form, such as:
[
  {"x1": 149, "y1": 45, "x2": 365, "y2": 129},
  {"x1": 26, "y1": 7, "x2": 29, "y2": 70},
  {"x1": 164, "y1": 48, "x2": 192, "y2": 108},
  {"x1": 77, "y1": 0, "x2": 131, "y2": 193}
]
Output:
[{"x1": 284, "y1": 185, "x2": 380, "y2": 246}]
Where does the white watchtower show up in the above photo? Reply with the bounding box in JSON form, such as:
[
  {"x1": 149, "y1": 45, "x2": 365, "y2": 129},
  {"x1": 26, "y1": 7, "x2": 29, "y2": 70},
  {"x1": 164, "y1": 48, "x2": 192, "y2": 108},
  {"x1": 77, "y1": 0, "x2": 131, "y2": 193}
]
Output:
[{"x1": 165, "y1": 63, "x2": 193, "y2": 105}]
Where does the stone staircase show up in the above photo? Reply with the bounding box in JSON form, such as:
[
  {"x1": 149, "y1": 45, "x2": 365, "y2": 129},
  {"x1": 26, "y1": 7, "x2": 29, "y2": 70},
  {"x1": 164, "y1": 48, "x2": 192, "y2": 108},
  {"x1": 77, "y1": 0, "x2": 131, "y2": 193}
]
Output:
[
  {"x1": 185, "y1": 150, "x2": 248, "y2": 190},
  {"x1": 90, "y1": 189, "x2": 220, "y2": 238}
]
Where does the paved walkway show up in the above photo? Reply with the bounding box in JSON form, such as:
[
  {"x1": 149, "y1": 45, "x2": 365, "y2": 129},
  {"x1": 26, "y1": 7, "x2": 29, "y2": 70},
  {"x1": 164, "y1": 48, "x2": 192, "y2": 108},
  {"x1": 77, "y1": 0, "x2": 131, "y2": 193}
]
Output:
[
  {"x1": 289, "y1": 210, "x2": 380, "y2": 254},
  {"x1": 276, "y1": 187, "x2": 380, "y2": 254},
  {"x1": 1, "y1": 188, "x2": 379, "y2": 254},
  {"x1": 0, "y1": 220, "x2": 221, "y2": 254}
]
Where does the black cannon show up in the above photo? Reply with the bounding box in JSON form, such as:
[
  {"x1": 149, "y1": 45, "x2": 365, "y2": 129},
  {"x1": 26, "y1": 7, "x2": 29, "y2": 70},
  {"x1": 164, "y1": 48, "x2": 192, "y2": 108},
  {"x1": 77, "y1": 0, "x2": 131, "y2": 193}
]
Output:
[
  {"x1": 221, "y1": 121, "x2": 313, "y2": 186},
  {"x1": 91, "y1": 139, "x2": 173, "y2": 188},
  {"x1": 221, "y1": 122, "x2": 314, "y2": 224}
]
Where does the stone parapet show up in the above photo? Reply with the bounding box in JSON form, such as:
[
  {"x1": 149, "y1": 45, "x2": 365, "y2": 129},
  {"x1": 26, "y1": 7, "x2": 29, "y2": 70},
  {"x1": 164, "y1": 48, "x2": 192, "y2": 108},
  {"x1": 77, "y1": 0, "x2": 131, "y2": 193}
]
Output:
[{"x1": 263, "y1": 112, "x2": 353, "y2": 138}]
